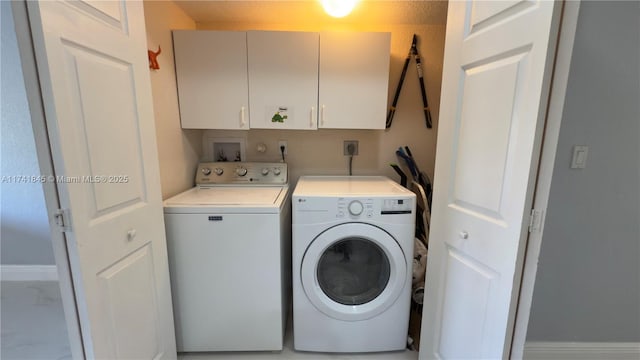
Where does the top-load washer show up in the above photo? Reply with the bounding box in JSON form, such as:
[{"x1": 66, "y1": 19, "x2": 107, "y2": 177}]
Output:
[
  {"x1": 163, "y1": 162, "x2": 290, "y2": 352},
  {"x1": 292, "y1": 176, "x2": 416, "y2": 353}
]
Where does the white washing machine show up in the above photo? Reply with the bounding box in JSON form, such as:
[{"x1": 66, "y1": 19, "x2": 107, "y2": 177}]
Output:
[
  {"x1": 163, "y1": 162, "x2": 290, "y2": 352},
  {"x1": 292, "y1": 176, "x2": 416, "y2": 353}
]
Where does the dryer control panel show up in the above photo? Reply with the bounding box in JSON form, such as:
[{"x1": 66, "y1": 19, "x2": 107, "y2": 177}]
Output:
[
  {"x1": 292, "y1": 176, "x2": 416, "y2": 225},
  {"x1": 381, "y1": 198, "x2": 413, "y2": 215},
  {"x1": 196, "y1": 162, "x2": 288, "y2": 185},
  {"x1": 335, "y1": 197, "x2": 414, "y2": 219},
  {"x1": 337, "y1": 198, "x2": 375, "y2": 219}
]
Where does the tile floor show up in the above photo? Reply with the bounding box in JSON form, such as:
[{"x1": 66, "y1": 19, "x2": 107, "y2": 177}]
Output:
[
  {"x1": 179, "y1": 311, "x2": 419, "y2": 360},
  {"x1": 1, "y1": 281, "x2": 72, "y2": 360},
  {"x1": 0, "y1": 281, "x2": 418, "y2": 360},
  {"x1": 180, "y1": 347, "x2": 418, "y2": 360}
]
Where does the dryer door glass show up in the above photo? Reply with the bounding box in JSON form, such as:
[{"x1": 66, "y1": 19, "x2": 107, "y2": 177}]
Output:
[{"x1": 317, "y1": 237, "x2": 390, "y2": 305}]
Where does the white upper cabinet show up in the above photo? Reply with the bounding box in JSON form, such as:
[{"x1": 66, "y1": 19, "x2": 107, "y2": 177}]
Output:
[
  {"x1": 173, "y1": 30, "x2": 390, "y2": 130},
  {"x1": 247, "y1": 31, "x2": 319, "y2": 130},
  {"x1": 318, "y1": 32, "x2": 391, "y2": 129},
  {"x1": 173, "y1": 31, "x2": 249, "y2": 130}
]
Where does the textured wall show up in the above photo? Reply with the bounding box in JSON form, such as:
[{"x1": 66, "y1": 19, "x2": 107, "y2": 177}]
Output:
[
  {"x1": 143, "y1": 1, "x2": 202, "y2": 199},
  {"x1": 0, "y1": 1, "x2": 55, "y2": 265},
  {"x1": 527, "y1": 1, "x2": 640, "y2": 342}
]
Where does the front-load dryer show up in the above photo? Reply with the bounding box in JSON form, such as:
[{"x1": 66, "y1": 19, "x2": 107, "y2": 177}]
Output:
[{"x1": 292, "y1": 176, "x2": 416, "y2": 353}]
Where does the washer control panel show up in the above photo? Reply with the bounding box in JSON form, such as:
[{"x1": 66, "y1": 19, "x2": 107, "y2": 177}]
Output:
[{"x1": 196, "y1": 162, "x2": 287, "y2": 185}]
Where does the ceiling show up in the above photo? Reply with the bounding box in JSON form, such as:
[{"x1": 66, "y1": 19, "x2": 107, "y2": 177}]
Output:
[{"x1": 173, "y1": 0, "x2": 448, "y2": 26}]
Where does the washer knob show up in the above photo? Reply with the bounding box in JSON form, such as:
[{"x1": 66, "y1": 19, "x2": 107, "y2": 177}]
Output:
[
  {"x1": 214, "y1": 168, "x2": 224, "y2": 176},
  {"x1": 201, "y1": 167, "x2": 212, "y2": 176},
  {"x1": 236, "y1": 167, "x2": 248, "y2": 176},
  {"x1": 261, "y1": 168, "x2": 270, "y2": 176},
  {"x1": 273, "y1": 168, "x2": 281, "y2": 176},
  {"x1": 348, "y1": 201, "x2": 364, "y2": 216}
]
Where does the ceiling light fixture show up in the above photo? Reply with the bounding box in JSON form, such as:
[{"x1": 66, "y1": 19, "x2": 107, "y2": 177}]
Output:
[{"x1": 320, "y1": 0, "x2": 359, "y2": 18}]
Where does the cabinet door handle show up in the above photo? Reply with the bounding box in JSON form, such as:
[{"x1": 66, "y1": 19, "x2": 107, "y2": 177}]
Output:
[
  {"x1": 240, "y1": 106, "x2": 246, "y2": 128},
  {"x1": 320, "y1": 104, "x2": 326, "y2": 127},
  {"x1": 310, "y1": 106, "x2": 316, "y2": 128}
]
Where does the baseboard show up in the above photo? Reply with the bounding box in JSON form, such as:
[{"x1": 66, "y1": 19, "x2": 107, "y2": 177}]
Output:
[
  {"x1": 524, "y1": 342, "x2": 640, "y2": 360},
  {"x1": 1, "y1": 265, "x2": 58, "y2": 281}
]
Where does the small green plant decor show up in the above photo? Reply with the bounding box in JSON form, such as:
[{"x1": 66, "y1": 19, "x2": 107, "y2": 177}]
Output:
[{"x1": 272, "y1": 107, "x2": 288, "y2": 123}]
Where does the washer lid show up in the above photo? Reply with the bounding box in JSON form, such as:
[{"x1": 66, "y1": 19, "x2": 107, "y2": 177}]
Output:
[
  {"x1": 294, "y1": 176, "x2": 410, "y2": 197},
  {"x1": 164, "y1": 186, "x2": 285, "y2": 206}
]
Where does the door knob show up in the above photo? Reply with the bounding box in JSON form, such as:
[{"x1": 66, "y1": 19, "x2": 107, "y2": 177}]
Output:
[{"x1": 127, "y1": 229, "x2": 137, "y2": 241}]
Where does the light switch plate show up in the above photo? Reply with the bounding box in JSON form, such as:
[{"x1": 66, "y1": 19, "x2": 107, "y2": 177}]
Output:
[{"x1": 571, "y1": 145, "x2": 588, "y2": 169}]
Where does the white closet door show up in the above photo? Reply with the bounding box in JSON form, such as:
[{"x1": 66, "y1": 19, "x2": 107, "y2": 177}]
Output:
[
  {"x1": 420, "y1": 0, "x2": 562, "y2": 358},
  {"x1": 27, "y1": 0, "x2": 177, "y2": 358}
]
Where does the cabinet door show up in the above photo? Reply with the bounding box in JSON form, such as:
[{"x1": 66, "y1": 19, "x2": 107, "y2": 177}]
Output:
[
  {"x1": 248, "y1": 31, "x2": 319, "y2": 130},
  {"x1": 173, "y1": 31, "x2": 249, "y2": 129},
  {"x1": 319, "y1": 32, "x2": 391, "y2": 129}
]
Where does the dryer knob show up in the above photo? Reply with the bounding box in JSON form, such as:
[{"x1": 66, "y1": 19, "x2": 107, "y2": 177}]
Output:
[
  {"x1": 201, "y1": 167, "x2": 212, "y2": 176},
  {"x1": 214, "y1": 168, "x2": 224, "y2": 176},
  {"x1": 273, "y1": 168, "x2": 281, "y2": 176},
  {"x1": 348, "y1": 200, "x2": 364, "y2": 216},
  {"x1": 236, "y1": 167, "x2": 248, "y2": 176},
  {"x1": 261, "y1": 168, "x2": 270, "y2": 176}
]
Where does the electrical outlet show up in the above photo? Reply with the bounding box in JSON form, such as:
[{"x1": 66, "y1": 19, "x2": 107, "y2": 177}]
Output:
[
  {"x1": 278, "y1": 140, "x2": 288, "y2": 155},
  {"x1": 344, "y1": 140, "x2": 359, "y2": 156}
]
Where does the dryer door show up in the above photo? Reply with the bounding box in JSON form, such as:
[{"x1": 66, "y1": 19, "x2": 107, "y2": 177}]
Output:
[{"x1": 301, "y1": 223, "x2": 407, "y2": 321}]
